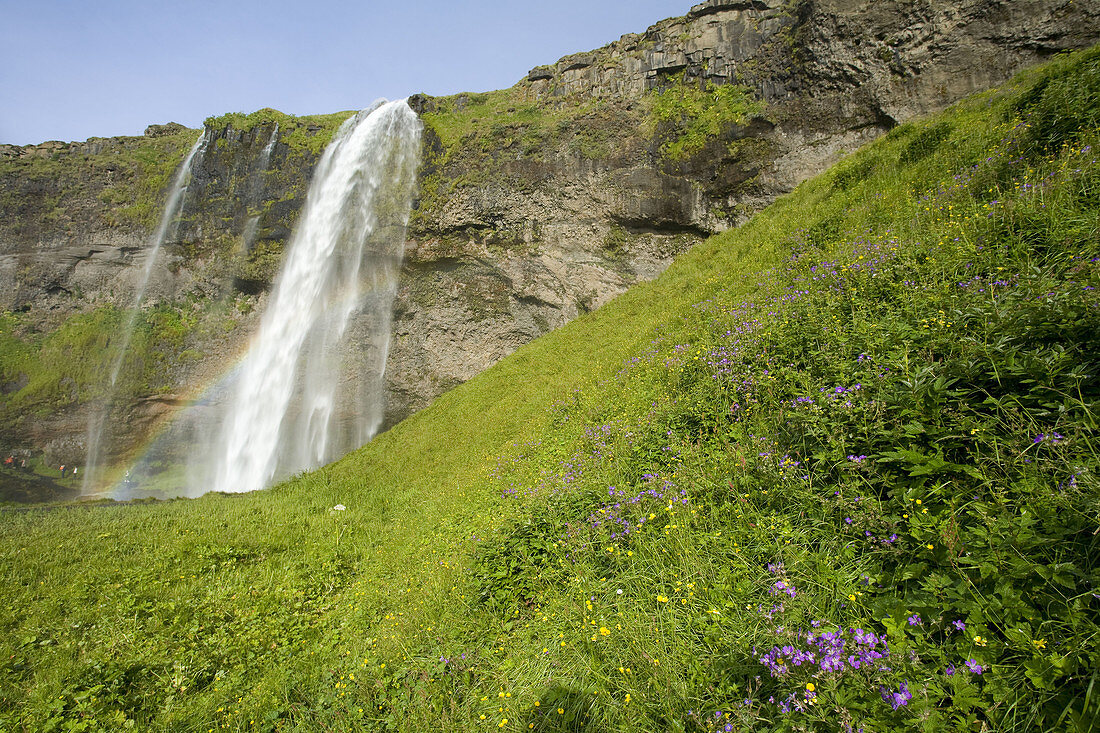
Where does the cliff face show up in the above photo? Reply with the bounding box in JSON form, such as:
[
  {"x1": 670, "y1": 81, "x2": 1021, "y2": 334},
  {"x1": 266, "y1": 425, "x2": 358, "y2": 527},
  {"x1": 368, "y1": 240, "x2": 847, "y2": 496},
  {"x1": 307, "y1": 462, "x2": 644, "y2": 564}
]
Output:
[{"x1": 1, "y1": 0, "x2": 1097, "y2": 498}]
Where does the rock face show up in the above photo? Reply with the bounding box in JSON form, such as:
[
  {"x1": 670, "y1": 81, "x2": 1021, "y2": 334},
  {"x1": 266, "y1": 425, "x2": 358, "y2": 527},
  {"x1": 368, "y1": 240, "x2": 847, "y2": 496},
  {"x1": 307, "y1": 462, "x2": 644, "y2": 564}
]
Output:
[
  {"x1": 510, "y1": 0, "x2": 1100, "y2": 197},
  {"x1": 523, "y1": 0, "x2": 1098, "y2": 113},
  {"x1": 1, "y1": 0, "x2": 1097, "y2": 497}
]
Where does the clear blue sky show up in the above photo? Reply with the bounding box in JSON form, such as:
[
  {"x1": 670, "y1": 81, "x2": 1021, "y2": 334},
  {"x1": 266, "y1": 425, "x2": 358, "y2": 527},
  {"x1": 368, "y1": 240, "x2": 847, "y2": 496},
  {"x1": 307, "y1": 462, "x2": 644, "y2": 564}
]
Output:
[{"x1": 1, "y1": 0, "x2": 693, "y2": 146}]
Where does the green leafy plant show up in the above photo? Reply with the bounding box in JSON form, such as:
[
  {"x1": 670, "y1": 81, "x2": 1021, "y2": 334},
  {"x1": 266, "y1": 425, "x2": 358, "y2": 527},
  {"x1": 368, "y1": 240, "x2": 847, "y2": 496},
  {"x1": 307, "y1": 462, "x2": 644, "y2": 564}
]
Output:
[{"x1": 646, "y1": 76, "x2": 766, "y2": 161}]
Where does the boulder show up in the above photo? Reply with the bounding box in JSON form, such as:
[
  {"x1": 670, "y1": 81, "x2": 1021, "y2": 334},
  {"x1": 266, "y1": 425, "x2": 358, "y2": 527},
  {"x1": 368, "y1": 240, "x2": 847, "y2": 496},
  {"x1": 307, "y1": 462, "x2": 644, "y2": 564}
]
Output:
[{"x1": 144, "y1": 122, "x2": 187, "y2": 137}]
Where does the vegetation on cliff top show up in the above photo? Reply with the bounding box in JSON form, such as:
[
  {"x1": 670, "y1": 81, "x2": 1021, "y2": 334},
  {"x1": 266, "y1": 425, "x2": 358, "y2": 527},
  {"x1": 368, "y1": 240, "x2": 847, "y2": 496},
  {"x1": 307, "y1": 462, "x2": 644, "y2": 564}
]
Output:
[
  {"x1": 0, "y1": 105, "x2": 352, "y2": 244},
  {"x1": 413, "y1": 87, "x2": 634, "y2": 231},
  {"x1": 203, "y1": 108, "x2": 356, "y2": 155},
  {"x1": 0, "y1": 126, "x2": 198, "y2": 231},
  {"x1": 412, "y1": 75, "x2": 767, "y2": 237},
  {"x1": 417, "y1": 73, "x2": 766, "y2": 163},
  {"x1": 2, "y1": 47, "x2": 1099, "y2": 732}
]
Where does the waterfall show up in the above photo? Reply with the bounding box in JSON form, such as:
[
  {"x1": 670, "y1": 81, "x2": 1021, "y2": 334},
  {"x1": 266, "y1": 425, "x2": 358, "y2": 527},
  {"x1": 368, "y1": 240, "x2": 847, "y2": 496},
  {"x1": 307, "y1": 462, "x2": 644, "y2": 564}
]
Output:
[
  {"x1": 81, "y1": 132, "x2": 207, "y2": 494},
  {"x1": 242, "y1": 123, "x2": 279, "y2": 253},
  {"x1": 191, "y1": 100, "x2": 422, "y2": 495}
]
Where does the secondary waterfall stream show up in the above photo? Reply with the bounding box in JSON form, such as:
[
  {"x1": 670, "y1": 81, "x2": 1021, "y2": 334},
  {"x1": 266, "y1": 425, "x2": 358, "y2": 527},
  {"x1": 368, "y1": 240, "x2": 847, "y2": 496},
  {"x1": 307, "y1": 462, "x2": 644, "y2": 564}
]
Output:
[
  {"x1": 242, "y1": 123, "x2": 279, "y2": 253},
  {"x1": 81, "y1": 132, "x2": 207, "y2": 494},
  {"x1": 191, "y1": 100, "x2": 422, "y2": 496}
]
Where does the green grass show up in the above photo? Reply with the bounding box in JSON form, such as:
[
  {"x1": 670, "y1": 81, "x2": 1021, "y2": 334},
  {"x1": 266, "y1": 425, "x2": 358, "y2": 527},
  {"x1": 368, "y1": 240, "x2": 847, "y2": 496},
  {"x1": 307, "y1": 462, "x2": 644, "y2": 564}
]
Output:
[
  {"x1": 419, "y1": 88, "x2": 574, "y2": 153},
  {"x1": 2, "y1": 47, "x2": 1100, "y2": 732},
  {"x1": 0, "y1": 127, "x2": 199, "y2": 231},
  {"x1": 203, "y1": 108, "x2": 356, "y2": 155},
  {"x1": 0, "y1": 299, "x2": 241, "y2": 419}
]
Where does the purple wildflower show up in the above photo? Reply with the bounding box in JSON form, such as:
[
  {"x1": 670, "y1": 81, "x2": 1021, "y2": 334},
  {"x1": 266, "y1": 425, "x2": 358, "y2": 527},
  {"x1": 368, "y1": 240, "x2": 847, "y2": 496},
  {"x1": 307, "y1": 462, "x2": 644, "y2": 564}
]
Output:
[
  {"x1": 772, "y1": 580, "x2": 798, "y2": 598},
  {"x1": 880, "y1": 681, "x2": 912, "y2": 710}
]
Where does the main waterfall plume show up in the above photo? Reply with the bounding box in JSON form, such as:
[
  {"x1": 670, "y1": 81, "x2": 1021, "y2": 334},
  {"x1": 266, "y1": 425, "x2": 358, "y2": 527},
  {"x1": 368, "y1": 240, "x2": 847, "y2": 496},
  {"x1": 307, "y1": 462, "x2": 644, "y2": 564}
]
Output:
[{"x1": 190, "y1": 100, "x2": 421, "y2": 496}]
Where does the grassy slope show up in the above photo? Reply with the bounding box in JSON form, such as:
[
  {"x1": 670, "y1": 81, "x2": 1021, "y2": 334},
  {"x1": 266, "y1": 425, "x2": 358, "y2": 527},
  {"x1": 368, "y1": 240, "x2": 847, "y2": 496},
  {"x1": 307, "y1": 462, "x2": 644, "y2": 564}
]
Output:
[{"x1": 1, "y1": 49, "x2": 1099, "y2": 732}]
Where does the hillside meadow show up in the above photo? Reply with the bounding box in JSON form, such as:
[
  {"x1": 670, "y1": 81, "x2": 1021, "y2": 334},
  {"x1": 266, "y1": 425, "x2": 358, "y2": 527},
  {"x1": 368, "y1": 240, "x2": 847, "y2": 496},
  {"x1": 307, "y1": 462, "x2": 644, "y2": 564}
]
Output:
[{"x1": 2, "y1": 47, "x2": 1099, "y2": 732}]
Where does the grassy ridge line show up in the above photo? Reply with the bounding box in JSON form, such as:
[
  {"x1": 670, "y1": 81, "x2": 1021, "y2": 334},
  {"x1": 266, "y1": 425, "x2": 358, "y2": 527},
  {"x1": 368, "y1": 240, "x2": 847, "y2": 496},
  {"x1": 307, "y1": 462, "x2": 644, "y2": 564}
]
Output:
[
  {"x1": 413, "y1": 74, "x2": 768, "y2": 231},
  {"x1": 450, "y1": 48, "x2": 1100, "y2": 732},
  {"x1": 202, "y1": 108, "x2": 355, "y2": 155},
  {"x1": 0, "y1": 125, "x2": 199, "y2": 231}
]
